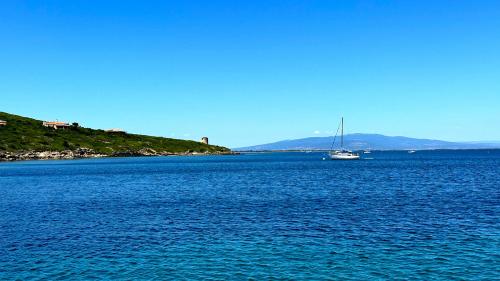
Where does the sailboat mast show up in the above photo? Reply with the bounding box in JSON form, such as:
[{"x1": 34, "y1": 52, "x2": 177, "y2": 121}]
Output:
[{"x1": 341, "y1": 117, "x2": 344, "y2": 148}]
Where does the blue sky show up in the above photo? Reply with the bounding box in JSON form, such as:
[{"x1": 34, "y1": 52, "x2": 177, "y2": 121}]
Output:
[{"x1": 1, "y1": 1, "x2": 499, "y2": 147}]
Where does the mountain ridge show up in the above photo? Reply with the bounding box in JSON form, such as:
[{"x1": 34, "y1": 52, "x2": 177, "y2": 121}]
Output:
[{"x1": 235, "y1": 134, "x2": 500, "y2": 151}]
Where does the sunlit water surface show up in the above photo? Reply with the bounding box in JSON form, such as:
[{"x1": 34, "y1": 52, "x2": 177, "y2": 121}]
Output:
[{"x1": 1, "y1": 151, "x2": 499, "y2": 280}]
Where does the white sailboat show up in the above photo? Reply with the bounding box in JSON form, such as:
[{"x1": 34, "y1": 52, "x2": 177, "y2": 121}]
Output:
[{"x1": 329, "y1": 117, "x2": 360, "y2": 160}]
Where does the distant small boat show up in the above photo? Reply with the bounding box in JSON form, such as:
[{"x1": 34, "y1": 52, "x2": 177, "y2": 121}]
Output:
[
  {"x1": 328, "y1": 117, "x2": 360, "y2": 160},
  {"x1": 408, "y1": 150, "x2": 416, "y2": 154},
  {"x1": 363, "y1": 150, "x2": 371, "y2": 154}
]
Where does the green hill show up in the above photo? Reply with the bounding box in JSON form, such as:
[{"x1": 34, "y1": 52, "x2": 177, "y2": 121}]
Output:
[{"x1": 0, "y1": 112, "x2": 229, "y2": 156}]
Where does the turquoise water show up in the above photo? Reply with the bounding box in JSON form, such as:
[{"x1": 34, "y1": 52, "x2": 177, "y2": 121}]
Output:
[{"x1": 0, "y1": 151, "x2": 499, "y2": 280}]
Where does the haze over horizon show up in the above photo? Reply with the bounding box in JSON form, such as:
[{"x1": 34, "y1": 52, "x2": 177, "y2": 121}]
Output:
[{"x1": 2, "y1": 1, "x2": 499, "y2": 148}]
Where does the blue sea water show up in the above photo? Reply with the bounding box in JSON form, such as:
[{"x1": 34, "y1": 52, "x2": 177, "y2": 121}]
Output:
[{"x1": 0, "y1": 150, "x2": 499, "y2": 280}]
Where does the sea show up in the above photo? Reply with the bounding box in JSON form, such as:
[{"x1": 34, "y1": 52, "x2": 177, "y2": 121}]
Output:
[{"x1": 0, "y1": 150, "x2": 499, "y2": 280}]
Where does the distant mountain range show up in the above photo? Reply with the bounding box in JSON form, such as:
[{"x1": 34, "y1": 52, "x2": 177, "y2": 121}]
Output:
[{"x1": 234, "y1": 134, "x2": 500, "y2": 151}]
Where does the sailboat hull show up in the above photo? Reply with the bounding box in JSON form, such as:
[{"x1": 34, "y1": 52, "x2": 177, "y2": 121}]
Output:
[
  {"x1": 329, "y1": 152, "x2": 360, "y2": 160},
  {"x1": 329, "y1": 154, "x2": 360, "y2": 160}
]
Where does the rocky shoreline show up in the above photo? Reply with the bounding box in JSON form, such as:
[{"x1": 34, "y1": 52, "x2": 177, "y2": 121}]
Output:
[{"x1": 0, "y1": 148, "x2": 235, "y2": 162}]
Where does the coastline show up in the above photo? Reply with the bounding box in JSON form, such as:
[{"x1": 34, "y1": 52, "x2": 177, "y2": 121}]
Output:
[
  {"x1": 234, "y1": 148, "x2": 500, "y2": 153},
  {"x1": 0, "y1": 148, "x2": 236, "y2": 162}
]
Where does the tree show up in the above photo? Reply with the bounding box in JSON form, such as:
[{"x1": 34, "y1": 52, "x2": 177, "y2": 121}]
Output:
[{"x1": 63, "y1": 140, "x2": 71, "y2": 148}]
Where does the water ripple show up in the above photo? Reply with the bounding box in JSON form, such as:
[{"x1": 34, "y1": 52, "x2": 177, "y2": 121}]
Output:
[{"x1": 0, "y1": 151, "x2": 499, "y2": 280}]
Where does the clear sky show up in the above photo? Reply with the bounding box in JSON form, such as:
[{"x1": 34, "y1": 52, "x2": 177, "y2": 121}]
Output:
[{"x1": 1, "y1": 1, "x2": 499, "y2": 147}]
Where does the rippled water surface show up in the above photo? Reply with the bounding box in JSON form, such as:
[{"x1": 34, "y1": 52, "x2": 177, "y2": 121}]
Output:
[{"x1": 1, "y1": 151, "x2": 499, "y2": 280}]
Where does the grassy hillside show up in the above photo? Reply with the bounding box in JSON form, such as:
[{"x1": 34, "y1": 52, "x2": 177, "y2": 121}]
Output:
[{"x1": 0, "y1": 112, "x2": 229, "y2": 154}]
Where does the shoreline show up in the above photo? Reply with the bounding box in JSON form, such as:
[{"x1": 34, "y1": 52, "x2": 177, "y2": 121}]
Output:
[
  {"x1": 0, "y1": 149, "x2": 236, "y2": 162},
  {"x1": 235, "y1": 148, "x2": 500, "y2": 153}
]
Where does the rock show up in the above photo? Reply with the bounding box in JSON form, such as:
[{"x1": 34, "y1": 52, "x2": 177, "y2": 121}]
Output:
[
  {"x1": 0, "y1": 147, "x2": 233, "y2": 162},
  {"x1": 0, "y1": 148, "x2": 106, "y2": 162},
  {"x1": 138, "y1": 148, "x2": 157, "y2": 156}
]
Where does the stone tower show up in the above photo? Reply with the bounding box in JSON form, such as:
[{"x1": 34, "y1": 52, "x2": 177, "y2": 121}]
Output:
[{"x1": 201, "y1": 137, "x2": 209, "y2": 145}]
